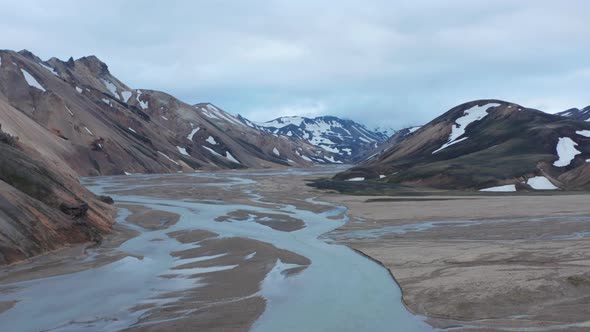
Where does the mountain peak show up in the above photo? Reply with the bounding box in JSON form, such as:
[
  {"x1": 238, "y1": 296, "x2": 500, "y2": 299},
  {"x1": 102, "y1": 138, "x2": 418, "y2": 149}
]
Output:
[
  {"x1": 558, "y1": 105, "x2": 590, "y2": 121},
  {"x1": 74, "y1": 55, "x2": 110, "y2": 76},
  {"x1": 254, "y1": 115, "x2": 390, "y2": 162}
]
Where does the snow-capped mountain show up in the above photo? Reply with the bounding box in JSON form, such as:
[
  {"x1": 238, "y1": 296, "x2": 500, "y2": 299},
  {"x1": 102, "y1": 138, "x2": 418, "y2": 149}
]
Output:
[
  {"x1": 253, "y1": 116, "x2": 390, "y2": 163},
  {"x1": 335, "y1": 99, "x2": 590, "y2": 191}
]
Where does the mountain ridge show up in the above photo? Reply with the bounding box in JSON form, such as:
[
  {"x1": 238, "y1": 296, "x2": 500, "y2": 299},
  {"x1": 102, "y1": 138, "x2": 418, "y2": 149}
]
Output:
[
  {"x1": 334, "y1": 99, "x2": 590, "y2": 191},
  {"x1": 253, "y1": 115, "x2": 389, "y2": 162},
  {"x1": 0, "y1": 49, "x2": 360, "y2": 176}
]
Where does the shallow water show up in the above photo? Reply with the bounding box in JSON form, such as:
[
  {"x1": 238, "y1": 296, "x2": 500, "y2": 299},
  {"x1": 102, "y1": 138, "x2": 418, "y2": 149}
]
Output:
[
  {"x1": 0, "y1": 171, "x2": 431, "y2": 331},
  {"x1": 327, "y1": 215, "x2": 590, "y2": 242}
]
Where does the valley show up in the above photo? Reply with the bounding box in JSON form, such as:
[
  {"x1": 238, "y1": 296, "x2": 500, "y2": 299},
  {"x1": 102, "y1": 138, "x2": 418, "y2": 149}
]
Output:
[
  {"x1": 2, "y1": 49, "x2": 590, "y2": 332},
  {"x1": 1, "y1": 169, "x2": 590, "y2": 331}
]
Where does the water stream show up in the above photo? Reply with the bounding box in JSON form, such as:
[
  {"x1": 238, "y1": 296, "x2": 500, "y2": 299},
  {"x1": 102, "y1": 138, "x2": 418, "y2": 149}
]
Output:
[{"x1": 0, "y1": 170, "x2": 431, "y2": 331}]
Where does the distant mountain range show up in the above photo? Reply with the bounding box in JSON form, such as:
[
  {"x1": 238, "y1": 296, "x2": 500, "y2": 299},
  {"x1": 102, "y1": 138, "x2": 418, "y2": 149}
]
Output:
[
  {"x1": 335, "y1": 99, "x2": 590, "y2": 191},
  {"x1": 252, "y1": 116, "x2": 389, "y2": 162}
]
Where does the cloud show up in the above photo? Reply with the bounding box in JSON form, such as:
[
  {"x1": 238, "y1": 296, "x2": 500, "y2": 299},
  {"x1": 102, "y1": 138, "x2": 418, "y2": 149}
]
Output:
[{"x1": 0, "y1": 0, "x2": 588, "y2": 128}]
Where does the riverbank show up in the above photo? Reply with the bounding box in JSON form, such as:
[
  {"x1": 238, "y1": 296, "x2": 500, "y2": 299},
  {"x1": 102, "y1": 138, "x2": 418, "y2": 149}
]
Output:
[{"x1": 320, "y1": 191, "x2": 590, "y2": 331}]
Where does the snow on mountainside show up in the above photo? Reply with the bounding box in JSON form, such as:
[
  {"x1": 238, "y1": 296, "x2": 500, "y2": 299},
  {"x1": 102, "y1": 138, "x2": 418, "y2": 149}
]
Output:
[
  {"x1": 334, "y1": 99, "x2": 590, "y2": 191},
  {"x1": 0, "y1": 49, "x2": 338, "y2": 176},
  {"x1": 252, "y1": 116, "x2": 390, "y2": 163}
]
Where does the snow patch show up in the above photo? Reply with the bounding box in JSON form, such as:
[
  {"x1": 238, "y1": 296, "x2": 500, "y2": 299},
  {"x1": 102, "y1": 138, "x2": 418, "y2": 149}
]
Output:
[
  {"x1": 121, "y1": 91, "x2": 132, "y2": 103},
  {"x1": 161, "y1": 116, "x2": 168, "y2": 121},
  {"x1": 576, "y1": 130, "x2": 590, "y2": 138},
  {"x1": 553, "y1": 137, "x2": 581, "y2": 167},
  {"x1": 75, "y1": 86, "x2": 83, "y2": 94},
  {"x1": 433, "y1": 103, "x2": 501, "y2": 154},
  {"x1": 408, "y1": 126, "x2": 421, "y2": 134},
  {"x1": 225, "y1": 151, "x2": 240, "y2": 164},
  {"x1": 177, "y1": 146, "x2": 189, "y2": 156},
  {"x1": 272, "y1": 147, "x2": 280, "y2": 156},
  {"x1": 136, "y1": 91, "x2": 148, "y2": 109},
  {"x1": 38, "y1": 62, "x2": 59, "y2": 76},
  {"x1": 84, "y1": 127, "x2": 93, "y2": 136},
  {"x1": 20, "y1": 69, "x2": 46, "y2": 92},
  {"x1": 206, "y1": 136, "x2": 218, "y2": 145},
  {"x1": 346, "y1": 177, "x2": 365, "y2": 182},
  {"x1": 157, "y1": 151, "x2": 180, "y2": 166},
  {"x1": 65, "y1": 105, "x2": 74, "y2": 116},
  {"x1": 101, "y1": 78, "x2": 119, "y2": 99},
  {"x1": 480, "y1": 184, "x2": 516, "y2": 192},
  {"x1": 128, "y1": 127, "x2": 136, "y2": 134},
  {"x1": 526, "y1": 176, "x2": 558, "y2": 190},
  {"x1": 187, "y1": 127, "x2": 200, "y2": 140},
  {"x1": 202, "y1": 146, "x2": 223, "y2": 158},
  {"x1": 379, "y1": 175, "x2": 386, "y2": 179},
  {"x1": 324, "y1": 155, "x2": 343, "y2": 163}
]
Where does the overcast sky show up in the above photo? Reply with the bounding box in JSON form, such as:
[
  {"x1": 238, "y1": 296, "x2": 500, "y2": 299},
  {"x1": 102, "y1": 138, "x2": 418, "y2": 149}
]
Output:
[{"x1": 1, "y1": 0, "x2": 588, "y2": 129}]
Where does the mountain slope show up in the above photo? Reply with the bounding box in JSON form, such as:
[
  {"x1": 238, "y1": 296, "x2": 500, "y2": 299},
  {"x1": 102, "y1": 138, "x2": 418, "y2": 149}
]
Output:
[
  {"x1": 335, "y1": 99, "x2": 590, "y2": 190},
  {"x1": 362, "y1": 126, "x2": 421, "y2": 163},
  {"x1": 253, "y1": 115, "x2": 389, "y2": 163},
  {"x1": 0, "y1": 123, "x2": 113, "y2": 265},
  {"x1": 558, "y1": 106, "x2": 590, "y2": 121},
  {"x1": 0, "y1": 49, "x2": 334, "y2": 176}
]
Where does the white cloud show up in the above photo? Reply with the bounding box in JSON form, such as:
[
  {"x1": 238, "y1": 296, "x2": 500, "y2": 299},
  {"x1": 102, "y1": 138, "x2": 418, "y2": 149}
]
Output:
[{"x1": 0, "y1": 0, "x2": 588, "y2": 128}]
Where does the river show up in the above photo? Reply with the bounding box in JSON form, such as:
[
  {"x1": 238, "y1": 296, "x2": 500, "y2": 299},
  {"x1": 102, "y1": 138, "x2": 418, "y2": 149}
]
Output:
[{"x1": 0, "y1": 169, "x2": 432, "y2": 331}]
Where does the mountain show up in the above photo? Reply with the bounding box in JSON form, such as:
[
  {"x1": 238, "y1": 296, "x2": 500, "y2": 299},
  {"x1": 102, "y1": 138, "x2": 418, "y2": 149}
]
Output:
[
  {"x1": 558, "y1": 106, "x2": 590, "y2": 121},
  {"x1": 363, "y1": 125, "x2": 422, "y2": 162},
  {"x1": 253, "y1": 116, "x2": 389, "y2": 163},
  {"x1": 0, "y1": 123, "x2": 113, "y2": 265},
  {"x1": 0, "y1": 49, "x2": 336, "y2": 176},
  {"x1": 335, "y1": 99, "x2": 590, "y2": 191},
  {"x1": 0, "y1": 48, "x2": 349, "y2": 264}
]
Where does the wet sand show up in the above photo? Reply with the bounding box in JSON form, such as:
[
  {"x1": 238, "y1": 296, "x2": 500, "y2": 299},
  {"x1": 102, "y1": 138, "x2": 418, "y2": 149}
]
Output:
[
  {"x1": 215, "y1": 209, "x2": 306, "y2": 232},
  {"x1": 127, "y1": 232, "x2": 309, "y2": 332}
]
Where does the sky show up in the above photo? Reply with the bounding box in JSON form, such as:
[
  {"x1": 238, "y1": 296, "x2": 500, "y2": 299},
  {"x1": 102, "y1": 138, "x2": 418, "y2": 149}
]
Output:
[{"x1": 1, "y1": 0, "x2": 588, "y2": 129}]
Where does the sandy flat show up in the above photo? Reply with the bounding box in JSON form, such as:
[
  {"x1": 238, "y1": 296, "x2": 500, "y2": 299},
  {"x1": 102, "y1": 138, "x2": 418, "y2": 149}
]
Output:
[
  {"x1": 322, "y1": 192, "x2": 590, "y2": 330},
  {"x1": 215, "y1": 209, "x2": 306, "y2": 232}
]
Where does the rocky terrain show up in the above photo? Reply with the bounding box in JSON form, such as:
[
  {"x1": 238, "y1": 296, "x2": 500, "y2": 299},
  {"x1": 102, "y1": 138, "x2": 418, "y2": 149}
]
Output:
[
  {"x1": 334, "y1": 99, "x2": 590, "y2": 191},
  {"x1": 0, "y1": 123, "x2": 113, "y2": 265},
  {"x1": 253, "y1": 115, "x2": 389, "y2": 163},
  {"x1": 0, "y1": 49, "x2": 342, "y2": 177}
]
